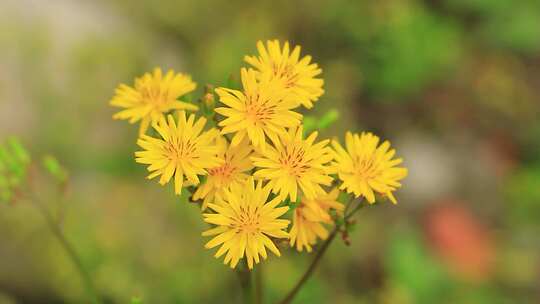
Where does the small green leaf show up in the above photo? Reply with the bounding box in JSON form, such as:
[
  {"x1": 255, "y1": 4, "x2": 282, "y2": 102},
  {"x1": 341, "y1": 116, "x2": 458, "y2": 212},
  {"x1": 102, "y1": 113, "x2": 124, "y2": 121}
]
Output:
[
  {"x1": 42, "y1": 155, "x2": 68, "y2": 183},
  {"x1": 7, "y1": 137, "x2": 30, "y2": 165},
  {"x1": 303, "y1": 116, "x2": 317, "y2": 135},
  {"x1": 318, "y1": 109, "x2": 339, "y2": 130},
  {"x1": 182, "y1": 93, "x2": 193, "y2": 102},
  {"x1": 288, "y1": 201, "x2": 298, "y2": 210},
  {"x1": 0, "y1": 146, "x2": 17, "y2": 171},
  {"x1": 0, "y1": 137, "x2": 30, "y2": 203}
]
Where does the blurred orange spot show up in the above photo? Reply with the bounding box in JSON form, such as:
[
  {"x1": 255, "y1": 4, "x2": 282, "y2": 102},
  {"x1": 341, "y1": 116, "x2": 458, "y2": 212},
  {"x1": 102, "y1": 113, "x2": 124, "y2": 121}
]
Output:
[{"x1": 424, "y1": 202, "x2": 495, "y2": 281}]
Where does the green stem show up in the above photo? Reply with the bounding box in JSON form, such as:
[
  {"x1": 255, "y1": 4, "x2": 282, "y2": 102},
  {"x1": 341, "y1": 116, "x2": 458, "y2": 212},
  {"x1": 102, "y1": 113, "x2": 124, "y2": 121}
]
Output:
[
  {"x1": 236, "y1": 260, "x2": 253, "y2": 304},
  {"x1": 279, "y1": 227, "x2": 339, "y2": 304},
  {"x1": 342, "y1": 196, "x2": 355, "y2": 215},
  {"x1": 29, "y1": 197, "x2": 102, "y2": 304},
  {"x1": 279, "y1": 199, "x2": 363, "y2": 304},
  {"x1": 255, "y1": 263, "x2": 263, "y2": 304}
]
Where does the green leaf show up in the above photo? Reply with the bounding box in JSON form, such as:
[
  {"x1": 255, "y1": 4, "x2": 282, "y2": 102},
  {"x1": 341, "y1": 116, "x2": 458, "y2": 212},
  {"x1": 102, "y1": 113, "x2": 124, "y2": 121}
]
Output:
[
  {"x1": 182, "y1": 93, "x2": 193, "y2": 102},
  {"x1": 0, "y1": 146, "x2": 17, "y2": 172},
  {"x1": 318, "y1": 109, "x2": 339, "y2": 130},
  {"x1": 303, "y1": 109, "x2": 340, "y2": 136},
  {"x1": 0, "y1": 138, "x2": 29, "y2": 176},
  {"x1": 7, "y1": 137, "x2": 30, "y2": 165},
  {"x1": 0, "y1": 137, "x2": 30, "y2": 203},
  {"x1": 302, "y1": 116, "x2": 317, "y2": 135},
  {"x1": 42, "y1": 155, "x2": 68, "y2": 183},
  {"x1": 288, "y1": 200, "x2": 298, "y2": 210}
]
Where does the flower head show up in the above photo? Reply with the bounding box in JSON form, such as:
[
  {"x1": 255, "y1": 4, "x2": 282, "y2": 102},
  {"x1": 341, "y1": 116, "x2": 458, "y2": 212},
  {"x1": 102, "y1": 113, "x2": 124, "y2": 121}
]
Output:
[
  {"x1": 332, "y1": 132, "x2": 407, "y2": 204},
  {"x1": 202, "y1": 177, "x2": 290, "y2": 269},
  {"x1": 289, "y1": 188, "x2": 344, "y2": 252},
  {"x1": 245, "y1": 40, "x2": 324, "y2": 109},
  {"x1": 252, "y1": 126, "x2": 334, "y2": 202},
  {"x1": 110, "y1": 68, "x2": 198, "y2": 135},
  {"x1": 192, "y1": 136, "x2": 254, "y2": 210},
  {"x1": 135, "y1": 111, "x2": 222, "y2": 195},
  {"x1": 215, "y1": 68, "x2": 302, "y2": 151}
]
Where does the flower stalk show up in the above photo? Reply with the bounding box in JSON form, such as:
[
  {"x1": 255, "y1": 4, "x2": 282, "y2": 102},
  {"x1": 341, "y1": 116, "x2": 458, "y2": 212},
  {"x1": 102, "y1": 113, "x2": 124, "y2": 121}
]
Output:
[
  {"x1": 255, "y1": 263, "x2": 263, "y2": 304},
  {"x1": 279, "y1": 227, "x2": 338, "y2": 304},
  {"x1": 237, "y1": 260, "x2": 253, "y2": 304},
  {"x1": 279, "y1": 199, "x2": 364, "y2": 304},
  {"x1": 28, "y1": 195, "x2": 103, "y2": 304}
]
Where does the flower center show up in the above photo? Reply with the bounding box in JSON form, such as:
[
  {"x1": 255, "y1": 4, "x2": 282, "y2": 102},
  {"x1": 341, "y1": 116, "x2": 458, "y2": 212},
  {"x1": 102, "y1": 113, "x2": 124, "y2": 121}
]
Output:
[
  {"x1": 141, "y1": 85, "x2": 171, "y2": 108},
  {"x1": 233, "y1": 206, "x2": 261, "y2": 234},
  {"x1": 355, "y1": 157, "x2": 380, "y2": 181},
  {"x1": 165, "y1": 139, "x2": 196, "y2": 162},
  {"x1": 208, "y1": 162, "x2": 236, "y2": 184},
  {"x1": 272, "y1": 63, "x2": 299, "y2": 88},
  {"x1": 279, "y1": 145, "x2": 308, "y2": 178},
  {"x1": 245, "y1": 95, "x2": 275, "y2": 123}
]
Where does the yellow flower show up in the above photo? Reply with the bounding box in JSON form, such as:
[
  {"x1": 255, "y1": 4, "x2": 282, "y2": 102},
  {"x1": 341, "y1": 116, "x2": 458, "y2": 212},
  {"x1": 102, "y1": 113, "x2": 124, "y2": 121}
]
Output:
[
  {"x1": 192, "y1": 136, "x2": 254, "y2": 210},
  {"x1": 110, "y1": 68, "x2": 198, "y2": 135},
  {"x1": 135, "y1": 111, "x2": 222, "y2": 195},
  {"x1": 215, "y1": 68, "x2": 302, "y2": 151},
  {"x1": 202, "y1": 177, "x2": 290, "y2": 269},
  {"x1": 290, "y1": 188, "x2": 344, "y2": 252},
  {"x1": 245, "y1": 40, "x2": 324, "y2": 109},
  {"x1": 252, "y1": 126, "x2": 334, "y2": 202},
  {"x1": 332, "y1": 132, "x2": 408, "y2": 204}
]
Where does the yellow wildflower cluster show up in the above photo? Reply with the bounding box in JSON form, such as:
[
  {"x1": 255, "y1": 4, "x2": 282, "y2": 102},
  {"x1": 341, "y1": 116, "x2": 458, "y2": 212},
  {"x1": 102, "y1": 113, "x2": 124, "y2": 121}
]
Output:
[{"x1": 110, "y1": 40, "x2": 407, "y2": 269}]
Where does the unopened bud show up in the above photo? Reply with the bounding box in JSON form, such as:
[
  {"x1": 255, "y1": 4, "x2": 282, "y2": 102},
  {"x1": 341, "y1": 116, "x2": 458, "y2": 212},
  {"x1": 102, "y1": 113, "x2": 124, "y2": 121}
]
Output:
[
  {"x1": 203, "y1": 93, "x2": 215, "y2": 110},
  {"x1": 341, "y1": 230, "x2": 351, "y2": 246}
]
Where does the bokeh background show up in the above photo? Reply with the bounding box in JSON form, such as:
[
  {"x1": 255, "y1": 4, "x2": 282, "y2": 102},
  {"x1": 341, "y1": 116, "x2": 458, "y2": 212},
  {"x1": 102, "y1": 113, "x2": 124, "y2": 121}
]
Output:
[{"x1": 1, "y1": 0, "x2": 540, "y2": 303}]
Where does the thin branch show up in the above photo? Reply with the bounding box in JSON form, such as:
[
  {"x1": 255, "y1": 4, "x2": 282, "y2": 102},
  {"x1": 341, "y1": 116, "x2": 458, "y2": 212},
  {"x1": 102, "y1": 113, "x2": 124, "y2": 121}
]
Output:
[
  {"x1": 279, "y1": 227, "x2": 339, "y2": 304},
  {"x1": 279, "y1": 199, "x2": 364, "y2": 304},
  {"x1": 28, "y1": 196, "x2": 103, "y2": 304}
]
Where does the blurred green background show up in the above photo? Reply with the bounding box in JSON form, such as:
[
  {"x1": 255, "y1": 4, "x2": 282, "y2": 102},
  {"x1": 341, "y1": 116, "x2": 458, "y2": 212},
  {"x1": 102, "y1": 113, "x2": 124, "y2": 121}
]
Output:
[{"x1": 1, "y1": 0, "x2": 540, "y2": 303}]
